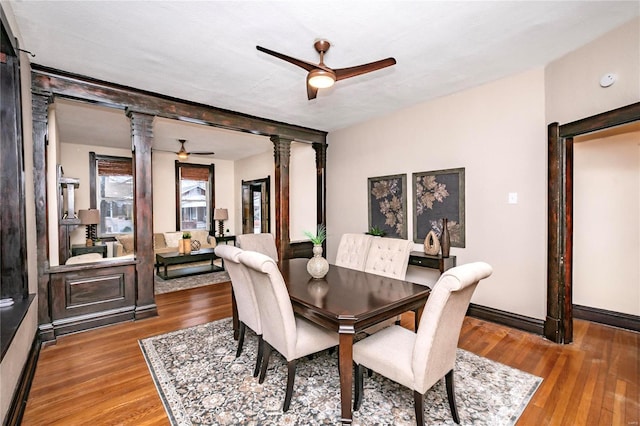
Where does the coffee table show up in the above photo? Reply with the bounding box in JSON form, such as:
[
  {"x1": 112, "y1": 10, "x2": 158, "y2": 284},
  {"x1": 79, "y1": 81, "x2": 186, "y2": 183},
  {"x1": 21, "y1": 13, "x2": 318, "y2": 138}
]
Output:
[{"x1": 155, "y1": 248, "x2": 222, "y2": 280}]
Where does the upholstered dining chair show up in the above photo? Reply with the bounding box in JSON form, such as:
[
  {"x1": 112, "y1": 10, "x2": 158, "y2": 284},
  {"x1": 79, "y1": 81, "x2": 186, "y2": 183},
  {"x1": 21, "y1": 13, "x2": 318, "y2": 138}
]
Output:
[
  {"x1": 335, "y1": 233, "x2": 374, "y2": 271},
  {"x1": 362, "y1": 237, "x2": 414, "y2": 333},
  {"x1": 352, "y1": 262, "x2": 493, "y2": 425},
  {"x1": 237, "y1": 233, "x2": 278, "y2": 261},
  {"x1": 238, "y1": 250, "x2": 339, "y2": 412},
  {"x1": 214, "y1": 245, "x2": 263, "y2": 377},
  {"x1": 364, "y1": 236, "x2": 413, "y2": 280}
]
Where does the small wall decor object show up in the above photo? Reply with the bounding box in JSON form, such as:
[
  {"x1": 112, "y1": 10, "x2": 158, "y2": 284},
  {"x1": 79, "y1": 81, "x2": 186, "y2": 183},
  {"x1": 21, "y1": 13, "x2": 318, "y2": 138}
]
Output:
[
  {"x1": 368, "y1": 174, "x2": 407, "y2": 239},
  {"x1": 423, "y1": 230, "x2": 440, "y2": 255},
  {"x1": 440, "y1": 218, "x2": 451, "y2": 258}
]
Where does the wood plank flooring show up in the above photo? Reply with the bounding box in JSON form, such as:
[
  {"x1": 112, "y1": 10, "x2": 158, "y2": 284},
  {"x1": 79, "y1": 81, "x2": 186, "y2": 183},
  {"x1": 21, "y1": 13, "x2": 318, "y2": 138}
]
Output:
[{"x1": 22, "y1": 282, "x2": 639, "y2": 425}]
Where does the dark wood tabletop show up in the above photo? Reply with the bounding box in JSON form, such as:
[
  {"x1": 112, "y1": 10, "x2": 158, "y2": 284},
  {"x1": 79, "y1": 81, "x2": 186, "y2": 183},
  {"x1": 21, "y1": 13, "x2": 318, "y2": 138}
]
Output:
[{"x1": 278, "y1": 258, "x2": 431, "y2": 424}]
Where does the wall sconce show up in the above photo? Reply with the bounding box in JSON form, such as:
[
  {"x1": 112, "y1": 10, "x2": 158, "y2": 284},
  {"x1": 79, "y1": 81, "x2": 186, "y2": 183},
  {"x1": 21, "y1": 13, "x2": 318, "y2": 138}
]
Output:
[
  {"x1": 213, "y1": 208, "x2": 228, "y2": 237},
  {"x1": 79, "y1": 209, "x2": 100, "y2": 246}
]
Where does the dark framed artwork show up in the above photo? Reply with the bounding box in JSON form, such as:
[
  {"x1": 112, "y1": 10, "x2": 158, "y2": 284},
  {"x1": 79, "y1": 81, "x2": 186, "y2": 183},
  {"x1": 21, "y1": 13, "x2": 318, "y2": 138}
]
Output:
[
  {"x1": 412, "y1": 168, "x2": 465, "y2": 247},
  {"x1": 368, "y1": 174, "x2": 407, "y2": 239}
]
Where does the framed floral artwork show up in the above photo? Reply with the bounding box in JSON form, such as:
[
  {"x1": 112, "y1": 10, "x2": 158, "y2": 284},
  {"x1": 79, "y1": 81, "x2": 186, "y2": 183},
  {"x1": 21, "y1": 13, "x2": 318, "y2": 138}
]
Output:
[
  {"x1": 412, "y1": 168, "x2": 465, "y2": 247},
  {"x1": 368, "y1": 174, "x2": 407, "y2": 239}
]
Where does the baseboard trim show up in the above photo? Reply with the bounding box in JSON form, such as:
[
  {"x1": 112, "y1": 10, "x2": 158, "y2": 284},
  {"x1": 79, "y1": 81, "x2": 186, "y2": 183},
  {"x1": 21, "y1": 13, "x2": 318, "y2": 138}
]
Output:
[
  {"x1": 467, "y1": 303, "x2": 545, "y2": 335},
  {"x1": 573, "y1": 304, "x2": 640, "y2": 333},
  {"x1": 5, "y1": 332, "x2": 41, "y2": 426}
]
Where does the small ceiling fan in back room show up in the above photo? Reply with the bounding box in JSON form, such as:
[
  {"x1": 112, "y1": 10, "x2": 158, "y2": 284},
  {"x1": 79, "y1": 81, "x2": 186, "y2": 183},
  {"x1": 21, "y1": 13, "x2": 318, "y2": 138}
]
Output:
[
  {"x1": 256, "y1": 39, "x2": 396, "y2": 100},
  {"x1": 160, "y1": 139, "x2": 215, "y2": 161}
]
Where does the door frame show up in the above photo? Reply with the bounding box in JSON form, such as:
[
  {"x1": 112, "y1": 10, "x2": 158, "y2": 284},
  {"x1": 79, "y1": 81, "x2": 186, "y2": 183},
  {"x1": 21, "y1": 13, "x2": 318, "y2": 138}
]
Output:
[
  {"x1": 546, "y1": 102, "x2": 640, "y2": 343},
  {"x1": 242, "y1": 177, "x2": 271, "y2": 234}
]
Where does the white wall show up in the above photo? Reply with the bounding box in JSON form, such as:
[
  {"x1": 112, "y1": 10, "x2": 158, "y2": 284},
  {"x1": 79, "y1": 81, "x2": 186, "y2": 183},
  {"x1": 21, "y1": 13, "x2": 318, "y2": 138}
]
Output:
[
  {"x1": 545, "y1": 17, "x2": 640, "y2": 124},
  {"x1": 574, "y1": 130, "x2": 640, "y2": 315},
  {"x1": 327, "y1": 68, "x2": 548, "y2": 319},
  {"x1": 290, "y1": 142, "x2": 317, "y2": 241}
]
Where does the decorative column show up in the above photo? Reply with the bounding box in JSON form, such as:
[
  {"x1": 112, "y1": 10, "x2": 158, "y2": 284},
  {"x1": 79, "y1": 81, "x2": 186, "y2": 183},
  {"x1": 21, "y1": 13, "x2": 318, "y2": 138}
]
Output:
[
  {"x1": 271, "y1": 135, "x2": 292, "y2": 259},
  {"x1": 32, "y1": 91, "x2": 55, "y2": 340},
  {"x1": 127, "y1": 109, "x2": 157, "y2": 319},
  {"x1": 312, "y1": 142, "x2": 328, "y2": 241}
]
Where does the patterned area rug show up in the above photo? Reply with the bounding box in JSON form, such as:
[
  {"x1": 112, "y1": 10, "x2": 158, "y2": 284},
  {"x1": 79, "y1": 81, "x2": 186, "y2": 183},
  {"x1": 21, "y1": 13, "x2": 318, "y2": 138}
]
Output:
[
  {"x1": 154, "y1": 270, "x2": 230, "y2": 294},
  {"x1": 140, "y1": 318, "x2": 542, "y2": 425}
]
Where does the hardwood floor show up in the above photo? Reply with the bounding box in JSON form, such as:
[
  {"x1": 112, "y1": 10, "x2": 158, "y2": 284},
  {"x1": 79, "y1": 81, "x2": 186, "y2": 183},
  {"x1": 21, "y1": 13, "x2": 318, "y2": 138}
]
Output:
[{"x1": 22, "y1": 283, "x2": 638, "y2": 425}]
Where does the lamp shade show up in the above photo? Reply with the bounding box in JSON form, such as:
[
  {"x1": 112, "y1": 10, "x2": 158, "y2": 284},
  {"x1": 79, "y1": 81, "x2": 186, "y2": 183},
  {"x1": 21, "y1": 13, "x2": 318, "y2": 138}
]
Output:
[
  {"x1": 78, "y1": 209, "x2": 100, "y2": 225},
  {"x1": 214, "y1": 208, "x2": 228, "y2": 221}
]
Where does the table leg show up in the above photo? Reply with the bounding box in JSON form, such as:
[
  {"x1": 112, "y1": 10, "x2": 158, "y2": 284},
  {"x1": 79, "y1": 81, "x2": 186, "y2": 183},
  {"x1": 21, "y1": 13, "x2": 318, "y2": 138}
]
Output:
[{"x1": 338, "y1": 327, "x2": 355, "y2": 424}]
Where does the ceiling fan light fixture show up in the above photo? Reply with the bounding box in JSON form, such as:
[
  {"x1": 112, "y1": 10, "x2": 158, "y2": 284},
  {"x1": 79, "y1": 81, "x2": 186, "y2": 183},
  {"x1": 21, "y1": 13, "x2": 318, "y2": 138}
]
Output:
[
  {"x1": 177, "y1": 148, "x2": 189, "y2": 160},
  {"x1": 308, "y1": 69, "x2": 335, "y2": 89}
]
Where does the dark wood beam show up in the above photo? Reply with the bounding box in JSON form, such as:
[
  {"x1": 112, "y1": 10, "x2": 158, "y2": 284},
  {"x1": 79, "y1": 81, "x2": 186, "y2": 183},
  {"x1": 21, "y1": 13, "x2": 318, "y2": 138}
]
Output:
[
  {"x1": 31, "y1": 64, "x2": 328, "y2": 144},
  {"x1": 559, "y1": 102, "x2": 640, "y2": 138},
  {"x1": 271, "y1": 136, "x2": 292, "y2": 259}
]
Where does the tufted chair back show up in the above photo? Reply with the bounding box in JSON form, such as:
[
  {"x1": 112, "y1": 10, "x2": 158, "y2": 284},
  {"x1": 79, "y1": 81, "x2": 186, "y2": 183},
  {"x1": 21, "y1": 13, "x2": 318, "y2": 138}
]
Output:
[
  {"x1": 237, "y1": 233, "x2": 278, "y2": 261},
  {"x1": 214, "y1": 245, "x2": 261, "y2": 335},
  {"x1": 335, "y1": 233, "x2": 374, "y2": 271},
  {"x1": 412, "y1": 262, "x2": 493, "y2": 393},
  {"x1": 364, "y1": 237, "x2": 413, "y2": 280},
  {"x1": 238, "y1": 250, "x2": 297, "y2": 359}
]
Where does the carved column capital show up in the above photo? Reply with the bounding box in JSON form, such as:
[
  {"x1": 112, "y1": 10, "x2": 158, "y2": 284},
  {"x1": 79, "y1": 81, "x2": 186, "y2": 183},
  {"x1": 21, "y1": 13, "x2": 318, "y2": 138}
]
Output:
[
  {"x1": 271, "y1": 135, "x2": 292, "y2": 168},
  {"x1": 312, "y1": 142, "x2": 328, "y2": 169}
]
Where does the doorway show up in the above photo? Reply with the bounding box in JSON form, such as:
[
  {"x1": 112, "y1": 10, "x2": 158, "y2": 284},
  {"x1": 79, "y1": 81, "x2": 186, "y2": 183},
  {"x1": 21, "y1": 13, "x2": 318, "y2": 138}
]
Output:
[
  {"x1": 242, "y1": 177, "x2": 270, "y2": 234},
  {"x1": 546, "y1": 102, "x2": 640, "y2": 343}
]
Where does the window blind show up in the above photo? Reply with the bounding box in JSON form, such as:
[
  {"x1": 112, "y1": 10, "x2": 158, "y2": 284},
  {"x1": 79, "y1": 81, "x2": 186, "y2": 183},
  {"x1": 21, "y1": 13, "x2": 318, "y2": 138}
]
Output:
[
  {"x1": 180, "y1": 165, "x2": 210, "y2": 181},
  {"x1": 97, "y1": 157, "x2": 132, "y2": 176}
]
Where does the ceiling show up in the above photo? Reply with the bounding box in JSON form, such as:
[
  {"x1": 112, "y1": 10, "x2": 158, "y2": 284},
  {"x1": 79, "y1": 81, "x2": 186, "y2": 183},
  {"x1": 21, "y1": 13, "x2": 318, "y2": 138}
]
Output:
[{"x1": 6, "y1": 1, "x2": 639, "y2": 159}]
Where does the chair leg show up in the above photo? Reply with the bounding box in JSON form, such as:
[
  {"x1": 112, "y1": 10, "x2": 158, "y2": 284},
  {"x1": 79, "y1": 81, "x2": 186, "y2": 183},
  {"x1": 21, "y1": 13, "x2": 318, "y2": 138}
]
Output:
[
  {"x1": 445, "y1": 369, "x2": 460, "y2": 424},
  {"x1": 253, "y1": 335, "x2": 264, "y2": 378},
  {"x1": 413, "y1": 390, "x2": 425, "y2": 426},
  {"x1": 353, "y1": 363, "x2": 364, "y2": 411},
  {"x1": 258, "y1": 342, "x2": 273, "y2": 384},
  {"x1": 235, "y1": 322, "x2": 246, "y2": 358},
  {"x1": 283, "y1": 360, "x2": 298, "y2": 412}
]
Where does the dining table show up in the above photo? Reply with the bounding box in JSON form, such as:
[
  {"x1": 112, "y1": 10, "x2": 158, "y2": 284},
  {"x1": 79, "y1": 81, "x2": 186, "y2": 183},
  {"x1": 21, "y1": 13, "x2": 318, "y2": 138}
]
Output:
[{"x1": 232, "y1": 257, "x2": 431, "y2": 424}]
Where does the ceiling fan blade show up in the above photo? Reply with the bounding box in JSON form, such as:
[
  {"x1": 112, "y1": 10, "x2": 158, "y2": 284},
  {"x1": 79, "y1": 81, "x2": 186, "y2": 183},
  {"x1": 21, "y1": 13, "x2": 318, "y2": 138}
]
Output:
[
  {"x1": 256, "y1": 46, "x2": 332, "y2": 72},
  {"x1": 306, "y1": 75, "x2": 318, "y2": 100},
  {"x1": 189, "y1": 151, "x2": 215, "y2": 156},
  {"x1": 334, "y1": 58, "x2": 396, "y2": 81}
]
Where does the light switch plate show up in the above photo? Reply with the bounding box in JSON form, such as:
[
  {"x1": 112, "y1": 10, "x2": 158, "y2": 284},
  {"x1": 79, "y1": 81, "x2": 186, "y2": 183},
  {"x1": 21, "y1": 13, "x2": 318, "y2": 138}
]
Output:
[{"x1": 508, "y1": 192, "x2": 518, "y2": 204}]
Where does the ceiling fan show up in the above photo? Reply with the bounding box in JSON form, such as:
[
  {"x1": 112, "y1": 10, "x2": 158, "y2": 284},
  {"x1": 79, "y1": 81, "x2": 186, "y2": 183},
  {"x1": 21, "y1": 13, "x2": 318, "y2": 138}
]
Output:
[
  {"x1": 172, "y1": 139, "x2": 215, "y2": 161},
  {"x1": 256, "y1": 39, "x2": 396, "y2": 100}
]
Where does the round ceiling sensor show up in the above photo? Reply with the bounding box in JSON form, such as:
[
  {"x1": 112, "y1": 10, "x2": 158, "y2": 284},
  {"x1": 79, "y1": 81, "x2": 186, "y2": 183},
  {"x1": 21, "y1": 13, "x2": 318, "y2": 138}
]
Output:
[{"x1": 599, "y1": 73, "x2": 617, "y2": 88}]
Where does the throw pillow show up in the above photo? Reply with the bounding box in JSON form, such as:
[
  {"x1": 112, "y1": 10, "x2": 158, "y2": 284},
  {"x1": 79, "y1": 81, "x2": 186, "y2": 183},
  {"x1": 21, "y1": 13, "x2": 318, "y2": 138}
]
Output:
[
  {"x1": 189, "y1": 230, "x2": 210, "y2": 245},
  {"x1": 163, "y1": 231, "x2": 182, "y2": 248},
  {"x1": 116, "y1": 234, "x2": 134, "y2": 254}
]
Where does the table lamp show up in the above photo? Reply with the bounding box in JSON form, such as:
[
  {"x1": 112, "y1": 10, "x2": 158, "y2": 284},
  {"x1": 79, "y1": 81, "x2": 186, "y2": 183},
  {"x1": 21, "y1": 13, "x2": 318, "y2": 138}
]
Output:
[
  {"x1": 79, "y1": 209, "x2": 100, "y2": 246},
  {"x1": 213, "y1": 208, "x2": 228, "y2": 237}
]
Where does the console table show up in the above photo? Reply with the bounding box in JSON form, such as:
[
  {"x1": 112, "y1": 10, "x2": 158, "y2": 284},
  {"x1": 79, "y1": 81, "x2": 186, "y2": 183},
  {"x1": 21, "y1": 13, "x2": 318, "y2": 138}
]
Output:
[
  {"x1": 155, "y1": 248, "x2": 222, "y2": 280},
  {"x1": 408, "y1": 251, "x2": 456, "y2": 273},
  {"x1": 215, "y1": 235, "x2": 236, "y2": 245}
]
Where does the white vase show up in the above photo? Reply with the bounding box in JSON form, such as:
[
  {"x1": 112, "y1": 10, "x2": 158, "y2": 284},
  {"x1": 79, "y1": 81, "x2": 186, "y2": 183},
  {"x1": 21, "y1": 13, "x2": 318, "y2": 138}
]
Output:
[{"x1": 307, "y1": 244, "x2": 329, "y2": 279}]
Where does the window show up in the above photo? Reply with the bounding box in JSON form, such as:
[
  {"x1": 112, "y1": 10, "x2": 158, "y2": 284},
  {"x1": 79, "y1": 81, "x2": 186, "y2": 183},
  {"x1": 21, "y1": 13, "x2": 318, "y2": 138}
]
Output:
[
  {"x1": 175, "y1": 162, "x2": 215, "y2": 231},
  {"x1": 89, "y1": 153, "x2": 134, "y2": 237}
]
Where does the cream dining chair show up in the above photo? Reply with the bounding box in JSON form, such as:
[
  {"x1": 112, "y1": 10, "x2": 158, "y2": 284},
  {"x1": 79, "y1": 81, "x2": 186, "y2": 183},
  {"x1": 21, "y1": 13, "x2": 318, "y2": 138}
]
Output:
[
  {"x1": 236, "y1": 233, "x2": 278, "y2": 261},
  {"x1": 214, "y1": 245, "x2": 263, "y2": 377},
  {"x1": 335, "y1": 233, "x2": 374, "y2": 271},
  {"x1": 238, "y1": 250, "x2": 339, "y2": 412},
  {"x1": 352, "y1": 262, "x2": 493, "y2": 425},
  {"x1": 362, "y1": 236, "x2": 414, "y2": 333}
]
